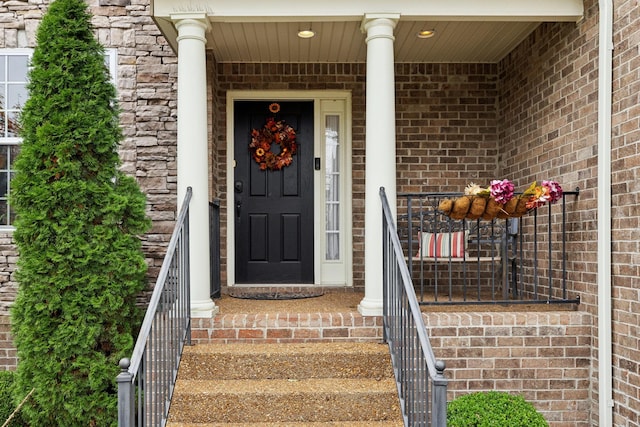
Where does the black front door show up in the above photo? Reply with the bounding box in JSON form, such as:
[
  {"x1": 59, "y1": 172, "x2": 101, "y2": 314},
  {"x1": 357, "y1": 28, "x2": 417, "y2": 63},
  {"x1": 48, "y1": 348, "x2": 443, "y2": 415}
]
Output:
[{"x1": 234, "y1": 101, "x2": 314, "y2": 283}]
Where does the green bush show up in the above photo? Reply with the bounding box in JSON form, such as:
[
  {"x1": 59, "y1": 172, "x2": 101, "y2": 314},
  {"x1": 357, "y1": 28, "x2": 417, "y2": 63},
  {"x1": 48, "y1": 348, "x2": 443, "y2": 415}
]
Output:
[
  {"x1": 447, "y1": 391, "x2": 549, "y2": 427},
  {"x1": 10, "y1": 0, "x2": 150, "y2": 425},
  {"x1": 0, "y1": 371, "x2": 27, "y2": 427}
]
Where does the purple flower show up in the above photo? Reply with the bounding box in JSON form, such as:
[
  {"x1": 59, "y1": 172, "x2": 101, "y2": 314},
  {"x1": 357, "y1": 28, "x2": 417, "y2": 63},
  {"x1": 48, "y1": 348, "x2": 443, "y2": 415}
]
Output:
[
  {"x1": 542, "y1": 180, "x2": 563, "y2": 203},
  {"x1": 490, "y1": 179, "x2": 515, "y2": 204}
]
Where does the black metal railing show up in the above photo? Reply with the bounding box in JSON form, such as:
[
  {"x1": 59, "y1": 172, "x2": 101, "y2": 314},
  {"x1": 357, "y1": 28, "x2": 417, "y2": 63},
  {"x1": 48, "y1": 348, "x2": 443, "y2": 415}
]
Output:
[
  {"x1": 209, "y1": 199, "x2": 221, "y2": 299},
  {"x1": 397, "y1": 190, "x2": 580, "y2": 306},
  {"x1": 117, "y1": 187, "x2": 193, "y2": 427},
  {"x1": 381, "y1": 187, "x2": 447, "y2": 427}
]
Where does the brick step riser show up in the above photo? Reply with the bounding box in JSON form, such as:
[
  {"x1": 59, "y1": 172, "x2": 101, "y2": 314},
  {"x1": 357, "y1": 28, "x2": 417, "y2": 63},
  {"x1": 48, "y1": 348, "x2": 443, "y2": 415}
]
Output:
[
  {"x1": 169, "y1": 391, "x2": 400, "y2": 424},
  {"x1": 177, "y1": 353, "x2": 394, "y2": 380},
  {"x1": 192, "y1": 313, "x2": 384, "y2": 344}
]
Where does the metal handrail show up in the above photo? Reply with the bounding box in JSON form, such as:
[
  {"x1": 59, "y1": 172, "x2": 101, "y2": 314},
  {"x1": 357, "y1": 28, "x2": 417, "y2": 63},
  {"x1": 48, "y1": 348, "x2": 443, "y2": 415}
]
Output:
[
  {"x1": 380, "y1": 187, "x2": 447, "y2": 427},
  {"x1": 117, "y1": 187, "x2": 193, "y2": 427}
]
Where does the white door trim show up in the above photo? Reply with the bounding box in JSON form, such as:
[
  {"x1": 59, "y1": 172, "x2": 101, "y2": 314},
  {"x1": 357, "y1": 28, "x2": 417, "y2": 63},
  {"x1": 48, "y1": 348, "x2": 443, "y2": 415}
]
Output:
[{"x1": 226, "y1": 90, "x2": 353, "y2": 288}]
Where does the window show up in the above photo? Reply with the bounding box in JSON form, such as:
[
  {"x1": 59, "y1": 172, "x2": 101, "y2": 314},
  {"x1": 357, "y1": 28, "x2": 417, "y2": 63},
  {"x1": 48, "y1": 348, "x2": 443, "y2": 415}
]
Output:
[
  {"x1": 104, "y1": 48, "x2": 117, "y2": 86},
  {"x1": 0, "y1": 49, "x2": 30, "y2": 227},
  {"x1": 325, "y1": 115, "x2": 340, "y2": 260},
  {"x1": 0, "y1": 48, "x2": 117, "y2": 228}
]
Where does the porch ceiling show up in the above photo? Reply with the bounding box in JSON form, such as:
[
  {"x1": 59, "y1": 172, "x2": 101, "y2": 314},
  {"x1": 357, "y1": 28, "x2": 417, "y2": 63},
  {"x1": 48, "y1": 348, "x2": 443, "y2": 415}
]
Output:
[{"x1": 151, "y1": 0, "x2": 584, "y2": 63}]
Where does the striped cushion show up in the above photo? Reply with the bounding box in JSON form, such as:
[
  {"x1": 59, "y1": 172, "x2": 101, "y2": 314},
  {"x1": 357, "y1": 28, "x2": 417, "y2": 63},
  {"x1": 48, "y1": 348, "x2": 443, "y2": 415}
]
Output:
[{"x1": 417, "y1": 231, "x2": 466, "y2": 258}]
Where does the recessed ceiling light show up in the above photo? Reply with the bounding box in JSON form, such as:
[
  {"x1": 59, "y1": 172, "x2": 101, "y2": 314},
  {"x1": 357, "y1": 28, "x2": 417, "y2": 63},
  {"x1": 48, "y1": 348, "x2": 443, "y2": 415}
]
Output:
[
  {"x1": 297, "y1": 29, "x2": 315, "y2": 39},
  {"x1": 417, "y1": 29, "x2": 435, "y2": 39}
]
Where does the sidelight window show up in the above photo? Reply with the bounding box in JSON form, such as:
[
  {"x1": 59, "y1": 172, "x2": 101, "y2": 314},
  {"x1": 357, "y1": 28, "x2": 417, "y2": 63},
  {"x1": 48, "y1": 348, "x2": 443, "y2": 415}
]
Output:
[{"x1": 325, "y1": 115, "x2": 340, "y2": 260}]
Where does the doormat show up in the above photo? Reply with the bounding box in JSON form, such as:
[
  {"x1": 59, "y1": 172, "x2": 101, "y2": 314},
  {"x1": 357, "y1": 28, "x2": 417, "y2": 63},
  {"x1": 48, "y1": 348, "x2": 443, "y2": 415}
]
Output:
[{"x1": 227, "y1": 286, "x2": 324, "y2": 300}]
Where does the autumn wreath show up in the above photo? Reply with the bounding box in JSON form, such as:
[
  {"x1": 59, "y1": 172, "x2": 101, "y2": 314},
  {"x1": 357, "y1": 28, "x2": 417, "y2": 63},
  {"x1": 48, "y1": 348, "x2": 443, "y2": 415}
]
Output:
[{"x1": 249, "y1": 103, "x2": 298, "y2": 171}]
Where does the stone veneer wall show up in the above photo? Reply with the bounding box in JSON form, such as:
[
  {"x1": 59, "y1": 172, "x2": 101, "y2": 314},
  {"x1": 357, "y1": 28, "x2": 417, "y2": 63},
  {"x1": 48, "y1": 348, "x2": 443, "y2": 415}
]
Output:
[
  {"x1": 0, "y1": 0, "x2": 178, "y2": 369},
  {"x1": 423, "y1": 311, "x2": 593, "y2": 427},
  {"x1": 214, "y1": 63, "x2": 500, "y2": 289}
]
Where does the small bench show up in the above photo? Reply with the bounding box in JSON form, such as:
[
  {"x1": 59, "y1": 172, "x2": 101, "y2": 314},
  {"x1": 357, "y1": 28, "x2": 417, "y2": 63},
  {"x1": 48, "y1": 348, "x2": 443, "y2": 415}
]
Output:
[
  {"x1": 403, "y1": 218, "x2": 519, "y2": 301},
  {"x1": 412, "y1": 230, "x2": 500, "y2": 263}
]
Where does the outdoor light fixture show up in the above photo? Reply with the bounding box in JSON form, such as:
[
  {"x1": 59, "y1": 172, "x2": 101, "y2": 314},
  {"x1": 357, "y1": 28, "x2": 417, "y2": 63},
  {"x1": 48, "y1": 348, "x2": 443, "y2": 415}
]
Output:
[
  {"x1": 417, "y1": 29, "x2": 436, "y2": 39},
  {"x1": 297, "y1": 29, "x2": 315, "y2": 39}
]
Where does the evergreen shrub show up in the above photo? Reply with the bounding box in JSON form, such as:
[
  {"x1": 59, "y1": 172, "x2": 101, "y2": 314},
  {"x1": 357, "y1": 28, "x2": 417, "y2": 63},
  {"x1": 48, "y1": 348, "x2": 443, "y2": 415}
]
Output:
[
  {"x1": 447, "y1": 391, "x2": 549, "y2": 427},
  {"x1": 0, "y1": 371, "x2": 26, "y2": 426},
  {"x1": 10, "y1": 0, "x2": 150, "y2": 425}
]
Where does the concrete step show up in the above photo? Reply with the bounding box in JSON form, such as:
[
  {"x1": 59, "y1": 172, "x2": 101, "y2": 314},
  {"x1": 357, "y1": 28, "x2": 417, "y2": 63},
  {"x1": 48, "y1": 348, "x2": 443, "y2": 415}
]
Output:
[
  {"x1": 177, "y1": 342, "x2": 394, "y2": 380},
  {"x1": 167, "y1": 342, "x2": 402, "y2": 425},
  {"x1": 169, "y1": 378, "x2": 400, "y2": 423},
  {"x1": 168, "y1": 422, "x2": 403, "y2": 426}
]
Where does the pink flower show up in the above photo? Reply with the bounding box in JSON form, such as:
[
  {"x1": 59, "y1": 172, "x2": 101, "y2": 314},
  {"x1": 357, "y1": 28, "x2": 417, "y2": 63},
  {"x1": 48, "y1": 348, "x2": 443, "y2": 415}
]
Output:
[
  {"x1": 542, "y1": 180, "x2": 563, "y2": 203},
  {"x1": 490, "y1": 179, "x2": 515, "y2": 204}
]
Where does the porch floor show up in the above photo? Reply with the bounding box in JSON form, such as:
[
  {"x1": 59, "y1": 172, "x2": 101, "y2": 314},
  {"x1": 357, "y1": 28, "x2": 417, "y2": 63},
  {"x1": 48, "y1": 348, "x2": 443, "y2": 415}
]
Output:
[
  {"x1": 213, "y1": 289, "x2": 577, "y2": 315},
  {"x1": 215, "y1": 290, "x2": 362, "y2": 314}
]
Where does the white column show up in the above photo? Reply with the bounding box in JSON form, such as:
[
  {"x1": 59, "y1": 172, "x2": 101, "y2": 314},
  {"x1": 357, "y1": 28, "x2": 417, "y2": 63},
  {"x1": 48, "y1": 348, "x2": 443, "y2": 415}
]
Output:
[
  {"x1": 172, "y1": 14, "x2": 217, "y2": 317},
  {"x1": 358, "y1": 14, "x2": 399, "y2": 316}
]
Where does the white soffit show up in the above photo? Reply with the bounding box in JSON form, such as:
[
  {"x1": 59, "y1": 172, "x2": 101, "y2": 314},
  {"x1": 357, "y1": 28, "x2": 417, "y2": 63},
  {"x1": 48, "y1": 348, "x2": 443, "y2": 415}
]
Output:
[{"x1": 151, "y1": 0, "x2": 584, "y2": 63}]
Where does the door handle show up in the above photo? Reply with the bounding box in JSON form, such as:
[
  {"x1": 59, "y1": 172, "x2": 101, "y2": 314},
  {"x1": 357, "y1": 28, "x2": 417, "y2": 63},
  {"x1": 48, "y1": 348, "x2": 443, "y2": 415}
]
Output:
[{"x1": 236, "y1": 200, "x2": 242, "y2": 218}]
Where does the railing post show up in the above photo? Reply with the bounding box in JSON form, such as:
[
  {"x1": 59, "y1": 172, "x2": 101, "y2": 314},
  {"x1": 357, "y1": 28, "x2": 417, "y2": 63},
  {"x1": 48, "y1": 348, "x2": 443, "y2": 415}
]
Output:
[
  {"x1": 117, "y1": 358, "x2": 134, "y2": 427},
  {"x1": 431, "y1": 359, "x2": 448, "y2": 427},
  {"x1": 184, "y1": 200, "x2": 192, "y2": 346}
]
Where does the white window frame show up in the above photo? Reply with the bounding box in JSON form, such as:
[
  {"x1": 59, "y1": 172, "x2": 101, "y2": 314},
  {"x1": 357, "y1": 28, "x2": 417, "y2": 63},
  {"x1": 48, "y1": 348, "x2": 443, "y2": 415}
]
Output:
[
  {"x1": 0, "y1": 48, "x2": 117, "y2": 229},
  {"x1": 104, "y1": 48, "x2": 117, "y2": 86},
  {"x1": 0, "y1": 48, "x2": 32, "y2": 230}
]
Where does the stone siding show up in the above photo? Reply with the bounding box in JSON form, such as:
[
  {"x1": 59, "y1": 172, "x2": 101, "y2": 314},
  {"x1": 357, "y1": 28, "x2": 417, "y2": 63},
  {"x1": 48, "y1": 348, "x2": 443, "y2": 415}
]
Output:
[
  {"x1": 0, "y1": 0, "x2": 179, "y2": 368},
  {"x1": 0, "y1": 0, "x2": 178, "y2": 317}
]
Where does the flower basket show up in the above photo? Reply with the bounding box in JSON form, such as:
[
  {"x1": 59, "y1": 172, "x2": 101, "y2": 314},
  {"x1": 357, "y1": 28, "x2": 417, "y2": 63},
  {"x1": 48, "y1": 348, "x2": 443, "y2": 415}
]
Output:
[
  {"x1": 438, "y1": 180, "x2": 563, "y2": 221},
  {"x1": 496, "y1": 196, "x2": 529, "y2": 218},
  {"x1": 438, "y1": 195, "x2": 505, "y2": 220}
]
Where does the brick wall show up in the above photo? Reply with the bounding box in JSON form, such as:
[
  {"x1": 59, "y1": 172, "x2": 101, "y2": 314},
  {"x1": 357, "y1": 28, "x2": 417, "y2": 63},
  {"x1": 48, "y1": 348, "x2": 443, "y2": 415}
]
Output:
[
  {"x1": 498, "y1": 7, "x2": 599, "y2": 309},
  {"x1": 190, "y1": 307, "x2": 594, "y2": 426},
  {"x1": 498, "y1": 0, "x2": 640, "y2": 424},
  {"x1": 424, "y1": 311, "x2": 593, "y2": 427},
  {"x1": 214, "y1": 63, "x2": 369, "y2": 288},
  {"x1": 192, "y1": 312, "x2": 384, "y2": 344},
  {"x1": 395, "y1": 63, "x2": 499, "y2": 193},
  {"x1": 0, "y1": 3, "x2": 636, "y2": 426},
  {"x1": 214, "y1": 63, "x2": 499, "y2": 289},
  {"x1": 0, "y1": 315, "x2": 16, "y2": 370},
  {"x1": 610, "y1": 0, "x2": 640, "y2": 425}
]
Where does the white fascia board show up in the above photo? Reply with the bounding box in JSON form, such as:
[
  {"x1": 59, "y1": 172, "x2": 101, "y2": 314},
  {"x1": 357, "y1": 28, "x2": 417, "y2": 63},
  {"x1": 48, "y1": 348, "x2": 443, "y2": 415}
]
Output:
[{"x1": 151, "y1": 0, "x2": 583, "y2": 23}]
